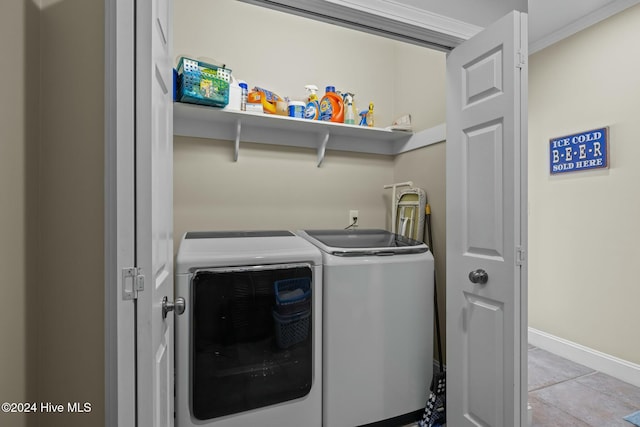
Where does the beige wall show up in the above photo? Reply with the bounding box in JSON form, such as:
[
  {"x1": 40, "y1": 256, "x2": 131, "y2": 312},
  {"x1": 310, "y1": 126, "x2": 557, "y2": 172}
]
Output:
[
  {"x1": 529, "y1": 4, "x2": 640, "y2": 364},
  {"x1": 0, "y1": 1, "x2": 39, "y2": 426},
  {"x1": 4, "y1": 2, "x2": 635, "y2": 424},
  {"x1": 0, "y1": 0, "x2": 105, "y2": 426},
  {"x1": 174, "y1": 0, "x2": 428, "y2": 129},
  {"x1": 38, "y1": 0, "x2": 105, "y2": 425},
  {"x1": 174, "y1": 138, "x2": 394, "y2": 248},
  {"x1": 393, "y1": 43, "x2": 446, "y2": 131},
  {"x1": 173, "y1": 0, "x2": 449, "y2": 361},
  {"x1": 394, "y1": 142, "x2": 447, "y2": 359},
  {"x1": 173, "y1": 0, "x2": 447, "y2": 241},
  {"x1": 15, "y1": 0, "x2": 640, "y2": 424}
]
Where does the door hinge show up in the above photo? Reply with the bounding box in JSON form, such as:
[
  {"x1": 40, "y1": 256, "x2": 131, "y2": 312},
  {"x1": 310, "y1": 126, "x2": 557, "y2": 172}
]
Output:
[
  {"x1": 516, "y1": 247, "x2": 526, "y2": 266},
  {"x1": 516, "y1": 50, "x2": 526, "y2": 69},
  {"x1": 122, "y1": 267, "x2": 145, "y2": 300}
]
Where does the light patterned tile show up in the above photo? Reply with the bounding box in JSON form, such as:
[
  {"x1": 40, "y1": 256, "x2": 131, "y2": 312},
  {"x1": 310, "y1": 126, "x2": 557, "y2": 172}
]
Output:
[
  {"x1": 529, "y1": 395, "x2": 590, "y2": 427},
  {"x1": 575, "y1": 372, "x2": 640, "y2": 409},
  {"x1": 528, "y1": 348, "x2": 595, "y2": 392},
  {"x1": 530, "y1": 378, "x2": 637, "y2": 426}
]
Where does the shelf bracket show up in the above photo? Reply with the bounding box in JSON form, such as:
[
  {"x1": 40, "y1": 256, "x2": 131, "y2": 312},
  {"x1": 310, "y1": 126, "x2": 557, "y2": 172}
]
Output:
[
  {"x1": 233, "y1": 119, "x2": 241, "y2": 162},
  {"x1": 317, "y1": 131, "x2": 330, "y2": 167}
]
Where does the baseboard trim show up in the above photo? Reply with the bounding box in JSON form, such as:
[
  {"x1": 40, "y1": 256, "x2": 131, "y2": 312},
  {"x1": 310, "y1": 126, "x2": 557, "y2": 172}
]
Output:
[{"x1": 528, "y1": 327, "x2": 640, "y2": 388}]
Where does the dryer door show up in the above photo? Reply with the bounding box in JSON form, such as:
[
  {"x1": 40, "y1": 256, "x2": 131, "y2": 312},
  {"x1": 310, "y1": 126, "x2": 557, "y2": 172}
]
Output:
[{"x1": 187, "y1": 264, "x2": 314, "y2": 420}]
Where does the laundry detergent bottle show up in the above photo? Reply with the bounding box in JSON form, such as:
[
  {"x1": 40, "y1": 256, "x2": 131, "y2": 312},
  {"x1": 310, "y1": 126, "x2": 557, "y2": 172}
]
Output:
[
  {"x1": 304, "y1": 85, "x2": 320, "y2": 120},
  {"x1": 319, "y1": 86, "x2": 344, "y2": 123}
]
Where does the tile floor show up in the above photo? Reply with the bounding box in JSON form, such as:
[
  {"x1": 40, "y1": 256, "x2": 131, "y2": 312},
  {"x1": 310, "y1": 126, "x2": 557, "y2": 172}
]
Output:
[
  {"x1": 528, "y1": 345, "x2": 640, "y2": 426},
  {"x1": 404, "y1": 345, "x2": 640, "y2": 427}
]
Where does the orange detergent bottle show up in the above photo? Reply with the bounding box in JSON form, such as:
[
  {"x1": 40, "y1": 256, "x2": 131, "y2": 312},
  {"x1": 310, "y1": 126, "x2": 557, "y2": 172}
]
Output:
[{"x1": 319, "y1": 86, "x2": 344, "y2": 123}]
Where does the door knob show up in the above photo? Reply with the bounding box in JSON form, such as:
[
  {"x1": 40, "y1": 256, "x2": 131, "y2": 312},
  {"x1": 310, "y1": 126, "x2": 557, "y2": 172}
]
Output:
[
  {"x1": 468, "y1": 269, "x2": 488, "y2": 284},
  {"x1": 162, "y1": 296, "x2": 185, "y2": 319}
]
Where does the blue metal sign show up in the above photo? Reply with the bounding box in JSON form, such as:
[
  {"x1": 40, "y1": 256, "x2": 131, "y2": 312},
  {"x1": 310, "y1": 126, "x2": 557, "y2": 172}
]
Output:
[{"x1": 549, "y1": 127, "x2": 609, "y2": 174}]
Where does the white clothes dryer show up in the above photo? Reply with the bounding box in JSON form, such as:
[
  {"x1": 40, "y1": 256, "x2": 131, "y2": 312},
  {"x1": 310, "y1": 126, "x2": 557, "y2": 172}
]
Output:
[
  {"x1": 296, "y1": 229, "x2": 434, "y2": 427},
  {"x1": 175, "y1": 231, "x2": 322, "y2": 427}
]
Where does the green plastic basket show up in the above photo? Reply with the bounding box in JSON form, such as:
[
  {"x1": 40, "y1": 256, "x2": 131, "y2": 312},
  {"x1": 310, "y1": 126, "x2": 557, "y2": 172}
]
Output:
[{"x1": 176, "y1": 57, "x2": 229, "y2": 108}]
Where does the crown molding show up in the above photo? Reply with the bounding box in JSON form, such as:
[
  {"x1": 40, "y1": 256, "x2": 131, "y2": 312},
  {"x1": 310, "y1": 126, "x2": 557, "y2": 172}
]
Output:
[
  {"x1": 324, "y1": 0, "x2": 483, "y2": 40},
  {"x1": 238, "y1": 0, "x2": 484, "y2": 50},
  {"x1": 530, "y1": 0, "x2": 640, "y2": 54}
]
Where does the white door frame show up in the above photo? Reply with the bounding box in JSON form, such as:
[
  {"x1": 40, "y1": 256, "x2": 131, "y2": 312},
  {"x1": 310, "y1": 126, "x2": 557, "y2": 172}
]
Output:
[
  {"x1": 105, "y1": 0, "x2": 136, "y2": 425},
  {"x1": 104, "y1": 2, "x2": 529, "y2": 425},
  {"x1": 134, "y1": 0, "x2": 175, "y2": 422}
]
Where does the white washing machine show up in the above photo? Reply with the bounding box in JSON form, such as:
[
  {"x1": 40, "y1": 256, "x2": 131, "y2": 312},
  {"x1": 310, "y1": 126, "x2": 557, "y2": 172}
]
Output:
[
  {"x1": 175, "y1": 231, "x2": 322, "y2": 427},
  {"x1": 296, "y1": 229, "x2": 434, "y2": 427}
]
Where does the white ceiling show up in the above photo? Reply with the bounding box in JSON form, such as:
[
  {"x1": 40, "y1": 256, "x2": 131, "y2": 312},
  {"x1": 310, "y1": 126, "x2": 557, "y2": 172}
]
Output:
[
  {"x1": 388, "y1": 0, "x2": 639, "y2": 52},
  {"x1": 380, "y1": 0, "x2": 638, "y2": 52},
  {"x1": 345, "y1": 0, "x2": 640, "y2": 51},
  {"x1": 529, "y1": 0, "x2": 614, "y2": 42},
  {"x1": 527, "y1": 0, "x2": 638, "y2": 53}
]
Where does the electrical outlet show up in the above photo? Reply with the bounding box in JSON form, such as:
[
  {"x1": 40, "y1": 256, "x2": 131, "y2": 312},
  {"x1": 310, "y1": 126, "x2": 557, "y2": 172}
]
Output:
[{"x1": 349, "y1": 210, "x2": 359, "y2": 227}]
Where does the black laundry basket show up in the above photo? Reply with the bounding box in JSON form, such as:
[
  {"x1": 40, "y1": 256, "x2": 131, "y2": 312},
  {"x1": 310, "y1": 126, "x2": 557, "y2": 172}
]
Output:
[
  {"x1": 272, "y1": 277, "x2": 311, "y2": 349},
  {"x1": 272, "y1": 310, "x2": 310, "y2": 349}
]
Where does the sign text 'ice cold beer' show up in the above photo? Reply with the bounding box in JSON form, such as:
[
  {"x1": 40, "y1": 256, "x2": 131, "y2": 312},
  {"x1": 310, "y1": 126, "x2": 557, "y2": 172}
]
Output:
[{"x1": 549, "y1": 127, "x2": 608, "y2": 174}]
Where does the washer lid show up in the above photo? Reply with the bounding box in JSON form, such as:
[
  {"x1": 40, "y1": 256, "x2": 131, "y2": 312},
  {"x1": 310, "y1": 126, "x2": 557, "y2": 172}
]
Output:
[
  {"x1": 176, "y1": 231, "x2": 322, "y2": 273},
  {"x1": 185, "y1": 230, "x2": 294, "y2": 239},
  {"x1": 299, "y1": 229, "x2": 428, "y2": 256}
]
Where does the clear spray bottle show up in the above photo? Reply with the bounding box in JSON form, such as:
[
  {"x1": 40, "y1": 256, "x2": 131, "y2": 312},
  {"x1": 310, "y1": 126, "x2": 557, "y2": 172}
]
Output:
[{"x1": 344, "y1": 93, "x2": 355, "y2": 125}]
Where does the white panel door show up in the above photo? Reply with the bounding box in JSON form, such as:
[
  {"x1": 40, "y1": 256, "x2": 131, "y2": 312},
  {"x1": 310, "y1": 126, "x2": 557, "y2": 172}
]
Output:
[
  {"x1": 446, "y1": 11, "x2": 528, "y2": 427},
  {"x1": 136, "y1": 0, "x2": 174, "y2": 425}
]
